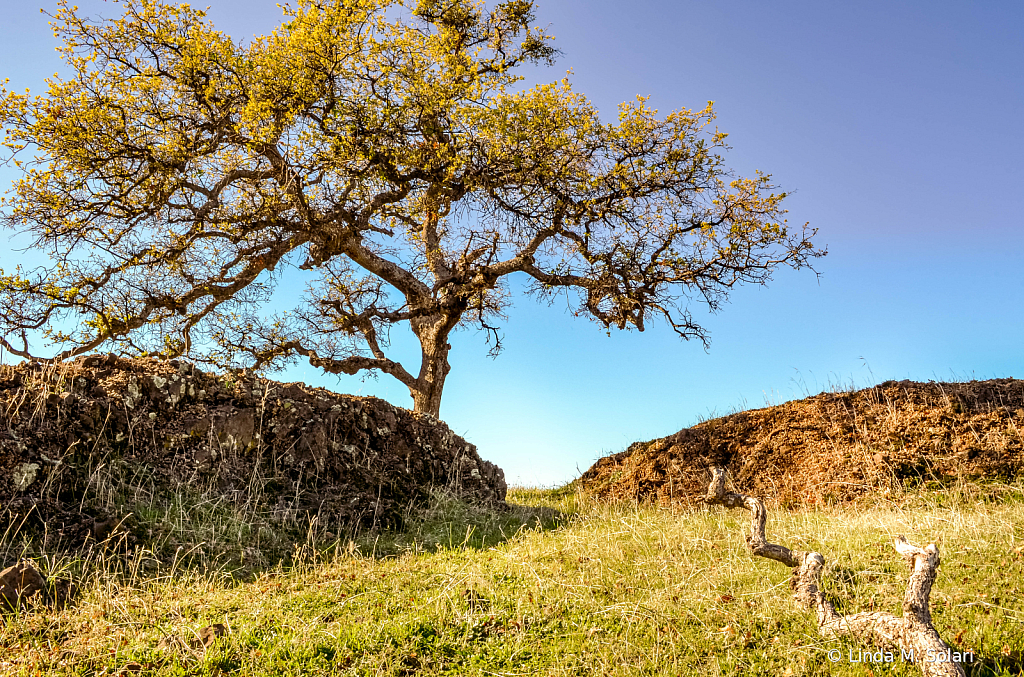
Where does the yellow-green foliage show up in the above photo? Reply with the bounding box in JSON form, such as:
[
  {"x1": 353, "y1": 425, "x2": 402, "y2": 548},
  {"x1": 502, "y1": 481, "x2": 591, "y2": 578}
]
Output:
[
  {"x1": 0, "y1": 0, "x2": 820, "y2": 409},
  {"x1": 2, "y1": 484, "x2": 1022, "y2": 676}
]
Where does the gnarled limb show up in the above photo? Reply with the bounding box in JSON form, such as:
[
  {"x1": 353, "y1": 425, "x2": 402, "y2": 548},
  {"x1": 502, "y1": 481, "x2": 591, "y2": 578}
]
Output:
[{"x1": 705, "y1": 467, "x2": 965, "y2": 677}]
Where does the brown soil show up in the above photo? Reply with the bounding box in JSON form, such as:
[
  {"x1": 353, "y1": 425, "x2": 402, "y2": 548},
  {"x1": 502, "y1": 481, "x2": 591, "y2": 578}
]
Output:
[
  {"x1": 579, "y1": 379, "x2": 1024, "y2": 505},
  {"x1": 0, "y1": 355, "x2": 505, "y2": 549}
]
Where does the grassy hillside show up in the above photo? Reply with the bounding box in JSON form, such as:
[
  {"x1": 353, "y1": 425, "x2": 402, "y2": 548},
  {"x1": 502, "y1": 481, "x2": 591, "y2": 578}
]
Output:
[{"x1": 2, "y1": 482, "x2": 1022, "y2": 676}]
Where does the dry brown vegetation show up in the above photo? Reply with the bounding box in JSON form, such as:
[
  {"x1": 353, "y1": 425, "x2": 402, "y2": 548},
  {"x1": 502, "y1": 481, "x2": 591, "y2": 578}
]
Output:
[{"x1": 580, "y1": 379, "x2": 1024, "y2": 506}]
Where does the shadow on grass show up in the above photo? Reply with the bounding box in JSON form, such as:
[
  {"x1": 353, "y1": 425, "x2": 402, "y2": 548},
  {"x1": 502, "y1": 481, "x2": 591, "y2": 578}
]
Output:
[
  {"x1": 357, "y1": 489, "x2": 570, "y2": 558},
  {"x1": 962, "y1": 645, "x2": 1023, "y2": 677},
  {"x1": 0, "y1": 485, "x2": 573, "y2": 612}
]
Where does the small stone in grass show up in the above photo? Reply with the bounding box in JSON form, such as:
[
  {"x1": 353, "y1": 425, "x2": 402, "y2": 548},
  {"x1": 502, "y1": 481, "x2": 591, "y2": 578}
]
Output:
[
  {"x1": 0, "y1": 560, "x2": 46, "y2": 610},
  {"x1": 199, "y1": 623, "x2": 228, "y2": 647}
]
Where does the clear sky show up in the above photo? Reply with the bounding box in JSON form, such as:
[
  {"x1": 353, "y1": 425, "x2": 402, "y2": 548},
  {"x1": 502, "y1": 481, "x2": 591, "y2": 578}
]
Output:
[{"x1": 2, "y1": 0, "x2": 1022, "y2": 486}]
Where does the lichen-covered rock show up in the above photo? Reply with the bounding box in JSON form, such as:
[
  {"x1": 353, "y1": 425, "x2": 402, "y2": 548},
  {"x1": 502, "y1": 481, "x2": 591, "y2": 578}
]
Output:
[{"x1": 0, "y1": 356, "x2": 506, "y2": 543}]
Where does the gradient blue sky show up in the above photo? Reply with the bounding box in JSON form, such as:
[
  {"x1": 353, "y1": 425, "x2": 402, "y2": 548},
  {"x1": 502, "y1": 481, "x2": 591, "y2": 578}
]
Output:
[{"x1": 2, "y1": 1, "x2": 1022, "y2": 486}]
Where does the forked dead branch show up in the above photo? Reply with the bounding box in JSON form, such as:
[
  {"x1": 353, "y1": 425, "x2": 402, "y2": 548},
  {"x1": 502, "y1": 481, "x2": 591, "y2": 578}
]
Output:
[{"x1": 704, "y1": 467, "x2": 966, "y2": 677}]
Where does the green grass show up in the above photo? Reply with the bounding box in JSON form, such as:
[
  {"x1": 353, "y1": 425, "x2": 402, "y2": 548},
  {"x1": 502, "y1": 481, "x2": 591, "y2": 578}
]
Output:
[{"x1": 2, "y1": 483, "x2": 1023, "y2": 676}]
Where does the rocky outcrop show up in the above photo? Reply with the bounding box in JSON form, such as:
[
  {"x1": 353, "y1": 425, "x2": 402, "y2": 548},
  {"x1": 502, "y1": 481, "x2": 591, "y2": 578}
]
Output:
[{"x1": 0, "y1": 356, "x2": 505, "y2": 546}]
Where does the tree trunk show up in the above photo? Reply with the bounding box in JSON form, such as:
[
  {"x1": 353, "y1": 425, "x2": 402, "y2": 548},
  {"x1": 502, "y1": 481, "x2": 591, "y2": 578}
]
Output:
[
  {"x1": 409, "y1": 315, "x2": 453, "y2": 418},
  {"x1": 410, "y1": 363, "x2": 447, "y2": 417}
]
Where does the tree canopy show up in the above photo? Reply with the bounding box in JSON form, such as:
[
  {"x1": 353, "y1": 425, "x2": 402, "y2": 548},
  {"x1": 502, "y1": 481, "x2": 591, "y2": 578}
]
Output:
[{"x1": 0, "y1": 0, "x2": 824, "y2": 416}]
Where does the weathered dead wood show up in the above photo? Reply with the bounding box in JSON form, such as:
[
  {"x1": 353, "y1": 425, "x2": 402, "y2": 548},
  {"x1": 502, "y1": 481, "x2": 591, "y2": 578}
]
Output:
[{"x1": 705, "y1": 467, "x2": 966, "y2": 677}]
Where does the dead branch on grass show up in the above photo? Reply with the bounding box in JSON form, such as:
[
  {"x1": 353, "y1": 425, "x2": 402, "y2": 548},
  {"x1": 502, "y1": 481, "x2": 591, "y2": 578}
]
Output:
[{"x1": 705, "y1": 466, "x2": 966, "y2": 677}]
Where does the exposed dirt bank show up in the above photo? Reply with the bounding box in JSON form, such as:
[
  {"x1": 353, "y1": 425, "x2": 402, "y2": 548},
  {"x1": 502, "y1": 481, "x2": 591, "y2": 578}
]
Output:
[
  {"x1": 1, "y1": 355, "x2": 505, "y2": 550},
  {"x1": 580, "y1": 379, "x2": 1024, "y2": 505}
]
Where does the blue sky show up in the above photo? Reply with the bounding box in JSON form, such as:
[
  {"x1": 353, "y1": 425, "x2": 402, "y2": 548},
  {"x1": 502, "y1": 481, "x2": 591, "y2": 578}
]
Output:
[{"x1": 2, "y1": 0, "x2": 1022, "y2": 486}]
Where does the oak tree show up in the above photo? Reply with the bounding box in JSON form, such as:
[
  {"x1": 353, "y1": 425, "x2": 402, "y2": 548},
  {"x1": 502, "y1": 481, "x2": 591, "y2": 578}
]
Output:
[{"x1": 1, "y1": 0, "x2": 824, "y2": 417}]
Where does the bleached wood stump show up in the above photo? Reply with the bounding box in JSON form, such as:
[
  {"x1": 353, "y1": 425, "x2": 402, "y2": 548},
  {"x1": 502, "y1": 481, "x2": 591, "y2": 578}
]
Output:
[{"x1": 705, "y1": 467, "x2": 966, "y2": 677}]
